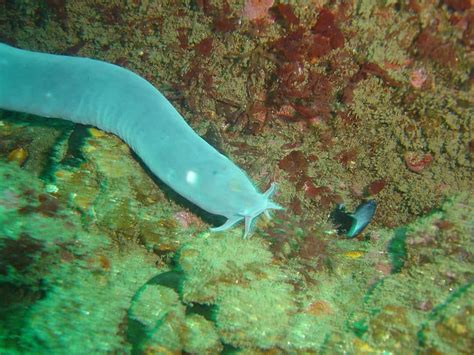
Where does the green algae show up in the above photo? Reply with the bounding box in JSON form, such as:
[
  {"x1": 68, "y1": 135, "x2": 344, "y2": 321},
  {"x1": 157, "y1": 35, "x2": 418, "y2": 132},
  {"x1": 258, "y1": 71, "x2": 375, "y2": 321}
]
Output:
[
  {"x1": 128, "y1": 283, "x2": 187, "y2": 352},
  {"x1": 130, "y1": 305, "x2": 223, "y2": 355},
  {"x1": 0, "y1": 161, "x2": 160, "y2": 353},
  {"x1": 178, "y1": 232, "x2": 278, "y2": 303},
  {"x1": 417, "y1": 282, "x2": 473, "y2": 352},
  {"x1": 345, "y1": 193, "x2": 474, "y2": 352},
  {"x1": 1, "y1": 135, "x2": 473, "y2": 352},
  {"x1": 387, "y1": 227, "x2": 407, "y2": 273},
  {"x1": 215, "y1": 280, "x2": 296, "y2": 349},
  {"x1": 183, "y1": 314, "x2": 222, "y2": 354}
]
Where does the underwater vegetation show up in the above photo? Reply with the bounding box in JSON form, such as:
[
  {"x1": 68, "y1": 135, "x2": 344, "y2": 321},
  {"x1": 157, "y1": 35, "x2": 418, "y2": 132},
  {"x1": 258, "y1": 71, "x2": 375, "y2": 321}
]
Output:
[
  {"x1": 0, "y1": 160, "x2": 472, "y2": 353},
  {"x1": 0, "y1": 0, "x2": 473, "y2": 353}
]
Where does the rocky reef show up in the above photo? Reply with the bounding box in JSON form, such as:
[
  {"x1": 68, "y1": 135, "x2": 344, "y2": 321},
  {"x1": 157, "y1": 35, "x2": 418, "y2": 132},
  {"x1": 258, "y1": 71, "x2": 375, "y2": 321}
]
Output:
[{"x1": 1, "y1": 0, "x2": 473, "y2": 353}]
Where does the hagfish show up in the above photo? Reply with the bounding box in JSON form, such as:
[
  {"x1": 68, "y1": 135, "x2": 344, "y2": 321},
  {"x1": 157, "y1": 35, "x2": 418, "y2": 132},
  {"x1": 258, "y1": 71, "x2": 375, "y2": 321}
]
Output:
[{"x1": 0, "y1": 43, "x2": 282, "y2": 238}]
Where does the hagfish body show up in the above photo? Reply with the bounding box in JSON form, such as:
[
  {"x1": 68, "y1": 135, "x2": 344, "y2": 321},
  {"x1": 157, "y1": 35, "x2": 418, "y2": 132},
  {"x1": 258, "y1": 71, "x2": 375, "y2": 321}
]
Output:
[{"x1": 0, "y1": 43, "x2": 282, "y2": 237}]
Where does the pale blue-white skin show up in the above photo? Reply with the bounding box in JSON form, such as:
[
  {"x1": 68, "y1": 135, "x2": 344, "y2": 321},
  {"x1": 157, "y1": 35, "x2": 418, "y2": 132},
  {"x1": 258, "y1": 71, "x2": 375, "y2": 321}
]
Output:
[{"x1": 0, "y1": 43, "x2": 282, "y2": 238}]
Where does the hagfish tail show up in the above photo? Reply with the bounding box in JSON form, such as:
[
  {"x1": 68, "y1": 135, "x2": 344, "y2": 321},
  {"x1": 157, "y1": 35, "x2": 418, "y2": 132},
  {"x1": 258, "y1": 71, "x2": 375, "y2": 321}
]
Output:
[{"x1": 0, "y1": 43, "x2": 282, "y2": 238}]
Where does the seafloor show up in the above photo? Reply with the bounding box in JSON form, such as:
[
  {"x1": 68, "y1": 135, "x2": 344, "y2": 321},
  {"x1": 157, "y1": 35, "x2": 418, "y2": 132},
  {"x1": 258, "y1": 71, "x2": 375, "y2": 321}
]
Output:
[{"x1": 0, "y1": 0, "x2": 472, "y2": 353}]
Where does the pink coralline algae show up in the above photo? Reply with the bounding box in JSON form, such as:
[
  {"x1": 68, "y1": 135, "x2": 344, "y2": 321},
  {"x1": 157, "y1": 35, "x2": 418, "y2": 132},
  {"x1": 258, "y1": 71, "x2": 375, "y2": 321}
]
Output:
[
  {"x1": 242, "y1": 0, "x2": 274, "y2": 21},
  {"x1": 409, "y1": 68, "x2": 427, "y2": 89},
  {"x1": 404, "y1": 151, "x2": 433, "y2": 173},
  {"x1": 174, "y1": 211, "x2": 203, "y2": 228}
]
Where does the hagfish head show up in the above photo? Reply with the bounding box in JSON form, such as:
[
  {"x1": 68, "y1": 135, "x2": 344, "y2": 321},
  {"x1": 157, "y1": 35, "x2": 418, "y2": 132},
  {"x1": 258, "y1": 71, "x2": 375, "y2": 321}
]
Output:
[
  {"x1": 210, "y1": 182, "x2": 284, "y2": 239},
  {"x1": 179, "y1": 152, "x2": 283, "y2": 238}
]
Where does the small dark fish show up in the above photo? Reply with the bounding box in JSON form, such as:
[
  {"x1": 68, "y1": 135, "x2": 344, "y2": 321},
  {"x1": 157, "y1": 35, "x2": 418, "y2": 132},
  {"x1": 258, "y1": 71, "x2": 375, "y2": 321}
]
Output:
[{"x1": 331, "y1": 200, "x2": 377, "y2": 238}]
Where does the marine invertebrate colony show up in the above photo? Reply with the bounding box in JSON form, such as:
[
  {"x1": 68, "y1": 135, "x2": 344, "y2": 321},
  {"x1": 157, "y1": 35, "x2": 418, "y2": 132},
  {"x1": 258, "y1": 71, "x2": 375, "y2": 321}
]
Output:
[{"x1": 0, "y1": 43, "x2": 282, "y2": 238}]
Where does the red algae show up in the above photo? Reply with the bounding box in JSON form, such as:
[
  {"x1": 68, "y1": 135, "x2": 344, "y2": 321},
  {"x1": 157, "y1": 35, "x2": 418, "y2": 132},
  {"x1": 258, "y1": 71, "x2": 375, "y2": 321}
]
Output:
[
  {"x1": 311, "y1": 9, "x2": 344, "y2": 50},
  {"x1": 212, "y1": 1, "x2": 239, "y2": 32},
  {"x1": 242, "y1": 0, "x2": 274, "y2": 21},
  {"x1": 278, "y1": 150, "x2": 308, "y2": 179},
  {"x1": 300, "y1": 178, "x2": 320, "y2": 199},
  {"x1": 434, "y1": 220, "x2": 455, "y2": 230},
  {"x1": 306, "y1": 300, "x2": 333, "y2": 315},
  {"x1": 289, "y1": 196, "x2": 303, "y2": 215},
  {"x1": 272, "y1": 8, "x2": 345, "y2": 62},
  {"x1": 98, "y1": 255, "x2": 111, "y2": 271},
  {"x1": 336, "y1": 148, "x2": 357, "y2": 167},
  {"x1": 195, "y1": 0, "x2": 214, "y2": 16},
  {"x1": 414, "y1": 28, "x2": 458, "y2": 67},
  {"x1": 44, "y1": 0, "x2": 68, "y2": 29},
  {"x1": 177, "y1": 28, "x2": 189, "y2": 49},
  {"x1": 295, "y1": 178, "x2": 342, "y2": 208},
  {"x1": 37, "y1": 194, "x2": 60, "y2": 217},
  {"x1": 298, "y1": 236, "x2": 328, "y2": 260},
  {"x1": 174, "y1": 211, "x2": 204, "y2": 228},
  {"x1": 18, "y1": 193, "x2": 60, "y2": 217},
  {"x1": 359, "y1": 63, "x2": 400, "y2": 87},
  {"x1": 366, "y1": 179, "x2": 386, "y2": 196},
  {"x1": 342, "y1": 62, "x2": 399, "y2": 104},
  {"x1": 308, "y1": 33, "x2": 332, "y2": 61},
  {"x1": 213, "y1": 15, "x2": 239, "y2": 32},
  {"x1": 248, "y1": 101, "x2": 268, "y2": 133},
  {"x1": 443, "y1": 0, "x2": 472, "y2": 12},
  {"x1": 273, "y1": 27, "x2": 307, "y2": 61},
  {"x1": 404, "y1": 152, "x2": 434, "y2": 173},
  {"x1": 272, "y1": 3, "x2": 299, "y2": 27},
  {"x1": 0, "y1": 233, "x2": 44, "y2": 274},
  {"x1": 265, "y1": 7, "x2": 347, "y2": 125},
  {"x1": 461, "y1": 12, "x2": 474, "y2": 49},
  {"x1": 64, "y1": 40, "x2": 85, "y2": 55},
  {"x1": 274, "y1": 104, "x2": 297, "y2": 121},
  {"x1": 271, "y1": 65, "x2": 333, "y2": 122},
  {"x1": 320, "y1": 190, "x2": 343, "y2": 208},
  {"x1": 337, "y1": 111, "x2": 358, "y2": 126},
  {"x1": 194, "y1": 37, "x2": 214, "y2": 57}
]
